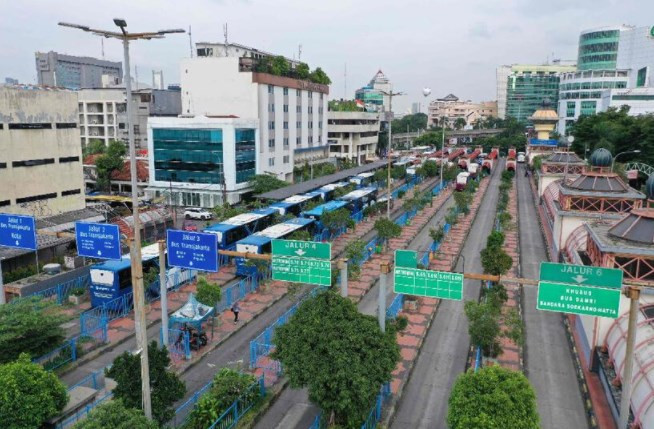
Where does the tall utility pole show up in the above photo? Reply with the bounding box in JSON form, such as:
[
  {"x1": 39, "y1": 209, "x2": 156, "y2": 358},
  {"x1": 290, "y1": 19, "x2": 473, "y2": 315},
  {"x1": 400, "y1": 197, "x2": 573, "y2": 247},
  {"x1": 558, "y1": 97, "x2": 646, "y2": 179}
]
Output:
[
  {"x1": 59, "y1": 20, "x2": 184, "y2": 420},
  {"x1": 381, "y1": 90, "x2": 404, "y2": 219},
  {"x1": 440, "y1": 116, "x2": 446, "y2": 181}
]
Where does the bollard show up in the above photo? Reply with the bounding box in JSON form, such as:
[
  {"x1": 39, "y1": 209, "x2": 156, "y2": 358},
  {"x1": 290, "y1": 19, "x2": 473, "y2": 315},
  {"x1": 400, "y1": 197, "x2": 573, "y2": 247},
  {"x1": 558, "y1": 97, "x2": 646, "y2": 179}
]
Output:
[{"x1": 338, "y1": 258, "x2": 348, "y2": 298}]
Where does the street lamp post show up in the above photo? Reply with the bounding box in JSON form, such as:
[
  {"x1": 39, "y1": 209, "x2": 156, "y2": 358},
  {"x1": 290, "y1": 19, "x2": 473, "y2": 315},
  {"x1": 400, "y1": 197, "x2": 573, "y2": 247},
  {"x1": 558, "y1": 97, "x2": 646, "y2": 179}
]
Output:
[
  {"x1": 380, "y1": 90, "x2": 404, "y2": 219},
  {"x1": 611, "y1": 150, "x2": 641, "y2": 172},
  {"x1": 59, "y1": 20, "x2": 184, "y2": 421}
]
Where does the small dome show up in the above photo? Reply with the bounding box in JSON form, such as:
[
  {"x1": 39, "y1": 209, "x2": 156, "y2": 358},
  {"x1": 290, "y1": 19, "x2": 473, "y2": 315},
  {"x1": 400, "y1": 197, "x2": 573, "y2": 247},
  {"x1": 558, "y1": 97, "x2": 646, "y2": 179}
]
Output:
[
  {"x1": 590, "y1": 148, "x2": 613, "y2": 167},
  {"x1": 646, "y1": 175, "x2": 654, "y2": 200}
]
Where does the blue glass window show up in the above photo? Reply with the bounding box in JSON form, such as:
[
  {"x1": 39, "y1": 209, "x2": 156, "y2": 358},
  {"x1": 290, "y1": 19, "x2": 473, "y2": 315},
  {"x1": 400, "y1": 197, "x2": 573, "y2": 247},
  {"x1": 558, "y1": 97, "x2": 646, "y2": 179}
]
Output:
[{"x1": 235, "y1": 129, "x2": 256, "y2": 184}]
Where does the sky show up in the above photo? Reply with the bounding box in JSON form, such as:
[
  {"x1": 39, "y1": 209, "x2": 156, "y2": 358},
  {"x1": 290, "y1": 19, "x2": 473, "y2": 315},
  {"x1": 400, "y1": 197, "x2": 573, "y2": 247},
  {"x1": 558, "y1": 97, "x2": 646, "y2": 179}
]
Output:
[{"x1": 1, "y1": 0, "x2": 653, "y2": 113}]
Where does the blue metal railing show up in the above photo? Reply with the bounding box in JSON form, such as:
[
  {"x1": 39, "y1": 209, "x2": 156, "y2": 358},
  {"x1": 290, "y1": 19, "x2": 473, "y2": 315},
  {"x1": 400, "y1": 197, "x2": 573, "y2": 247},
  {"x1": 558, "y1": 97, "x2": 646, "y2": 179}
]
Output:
[
  {"x1": 360, "y1": 383, "x2": 392, "y2": 429},
  {"x1": 217, "y1": 275, "x2": 260, "y2": 313},
  {"x1": 205, "y1": 377, "x2": 266, "y2": 429},
  {"x1": 163, "y1": 328, "x2": 191, "y2": 361},
  {"x1": 386, "y1": 294, "x2": 404, "y2": 319},
  {"x1": 55, "y1": 391, "x2": 113, "y2": 429},
  {"x1": 26, "y1": 274, "x2": 90, "y2": 305}
]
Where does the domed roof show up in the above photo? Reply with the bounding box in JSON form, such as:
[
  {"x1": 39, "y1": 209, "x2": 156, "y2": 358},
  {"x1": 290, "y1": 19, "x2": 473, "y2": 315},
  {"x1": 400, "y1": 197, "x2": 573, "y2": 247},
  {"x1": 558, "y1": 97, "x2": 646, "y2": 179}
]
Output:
[
  {"x1": 590, "y1": 148, "x2": 612, "y2": 167},
  {"x1": 528, "y1": 109, "x2": 559, "y2": 122},
  {"x1": 646, "y1": 175, "x2": 654, "y2": 200}
]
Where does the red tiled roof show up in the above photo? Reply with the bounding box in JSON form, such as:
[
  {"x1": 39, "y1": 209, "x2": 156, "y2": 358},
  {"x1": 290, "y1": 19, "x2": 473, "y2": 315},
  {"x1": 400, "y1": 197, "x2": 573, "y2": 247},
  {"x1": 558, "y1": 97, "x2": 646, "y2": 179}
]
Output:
[{"x1": 111, "y1": 160, "x2": 149, "y2": 182}]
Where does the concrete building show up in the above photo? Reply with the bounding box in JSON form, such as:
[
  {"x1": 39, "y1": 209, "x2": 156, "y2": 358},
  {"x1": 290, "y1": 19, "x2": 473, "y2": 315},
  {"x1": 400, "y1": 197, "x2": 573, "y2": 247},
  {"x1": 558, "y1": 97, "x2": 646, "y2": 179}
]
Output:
[
  {"x1": 558, "y1": 25, "x2": 654, "y2": 133},
  {"x1": 411, "y1": 102, "x2": 421, "y2": 114},
  {"x1": 355, "y1": 70, "x2": 393, "y2": 117},
  {"x1": 195, "y1": 41, "x2": 301, "y2": 68},
  {"x1": 78, "y1": 87, "x2": 181, "y2": 149},
  {"x1": 327, "y1": 111, "x2": 380, "y2": 164},
  {"x1": 0, "y1": 86, "x2": 85, "y2": 215},
  {"x1": 35, "y1": 51, "x2": 122, "y2": 90},
  {"x1": 427, "y1": 94, "x2": 497, "y2": 128},
  {"x1": 180, "y1": 52, "x2": 329, "y2": 182},
  {"x1": 145, "y1": 116, "x2": 258, "y2": 207},
  {"x1": 496, "y1": 62, "x2": 576, "y2": 121}
]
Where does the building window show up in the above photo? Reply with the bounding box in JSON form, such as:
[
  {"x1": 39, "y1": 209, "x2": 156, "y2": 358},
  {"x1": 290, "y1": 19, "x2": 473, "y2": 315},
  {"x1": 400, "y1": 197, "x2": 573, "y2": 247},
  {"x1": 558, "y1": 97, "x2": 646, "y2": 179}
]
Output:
[
  {"x1": 283, "y1": 87, "x2": 288, "y2": 95},
  {"x1": 134, "y1": 125, "x2": 140, "y2": 134},
  {"x1": 319, "y1": 121, "x2": 322, "y2": 129},
  {"x1": 308, "y1": 91, "x2": 313, "y2": 99},
  {"x1": 56, "y1": 123, "x2": 77, "y2": 129},
  {"x1": 283, "y1": 104, "x2": 289, "y2": 113},
  {"x1": 235, "y1": 129, "x2": 256, "y2": 184},
  {"x1": 269, "y1": 121, "x2": 275, "y2": 130},
  {"x1": 308, "y1": 136, "x2": 313, "y2": 144},
  {"x1": 13, "y1": 158, "x2": 55, "y2": 167},
  {"x1": 268, "y1": 138, "x2": 275, "y2": 149},
  {"x1": 284, "y1": 138, "x2": 289, "y2": 147},
  {"x1": 308, "y1": 106, "x2": 313, "y2": 114},
  {"x1": 566, "y1": 102, "x2": 575, "y2": 118},
  {"x1": 580, "y1": 100, "x2": 597, "y2": 116},
  {"x1": 296, "y1": 136, "x2": 301, "y2": 145},
  {"x1": 318, "y1": 135, "x2": 321, "y2": 143},
  {"x1": 61, "y1": 189, "x2": 81, "y2": 196},
  {"x1": 296, "y1": 89, "x2": 301, "y2": 96},
  {"x1": 283, "y1": 155, "x2": 290, "y2": 164},
  {"x1": 16, "y1": 192, "x2": 57, "y2": 204},
  {"x1": 283, "y1": 121, "x2": 288, "y2": 129},
  {"x1": 268, "y1": 85, "x2": 274, "y2": 94},
  {"x1": 296, "y1": 105, "x2": 301, "y2": 113},
  {"x1": 637, "y1": 67, "x2": 647, "y2": 87},
  {"x1": 268, "y1": 158, "x2": 275, "y2": 166},
  {"x1": 269, "y1": 104, "x2": 275, "y2": 112},
  {"x1": 59, "y1": 156, "x2": 80, "y2": 163},
  {"x1": 8, "y1": 123, "x2": 52, "y2": 130},
  {"x1": 296, "y1": 121, "x2": 301, "y2": 128},
  {"x1": 0, "y1": 200, "x2": 9, "y2": 207},
  {"x1": 309, "y1": 121, "x2": 313, "y2": 129},
  {"x1": 118, "y1": 123, "x2": 126, "y2": 129},
  {"x1": 0, "y1": 162, "x2": 6, "y2": 169},
  {"x1": 320, "y1": 93, "x2": 323, "y2": 100}
]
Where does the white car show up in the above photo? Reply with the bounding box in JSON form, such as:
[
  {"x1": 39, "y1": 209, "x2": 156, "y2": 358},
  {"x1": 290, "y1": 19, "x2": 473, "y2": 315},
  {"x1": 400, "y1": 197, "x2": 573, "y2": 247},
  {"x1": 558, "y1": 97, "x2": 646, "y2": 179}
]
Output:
[{"x1": 184, "y1": 207, "x2": 213, "y2": 220}]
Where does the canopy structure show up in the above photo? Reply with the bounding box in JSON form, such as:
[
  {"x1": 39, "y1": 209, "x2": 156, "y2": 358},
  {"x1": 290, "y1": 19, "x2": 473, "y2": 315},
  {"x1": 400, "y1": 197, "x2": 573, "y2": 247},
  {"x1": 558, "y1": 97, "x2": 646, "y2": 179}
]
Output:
[{"x1": 169, "y1": 293, "x2": 214, "y2": 331}]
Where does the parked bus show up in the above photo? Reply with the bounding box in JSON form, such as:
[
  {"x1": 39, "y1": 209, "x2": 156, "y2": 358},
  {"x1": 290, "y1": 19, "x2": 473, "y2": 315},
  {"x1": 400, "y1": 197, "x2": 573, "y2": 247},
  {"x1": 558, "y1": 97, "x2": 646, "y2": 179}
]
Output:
[
  {"x1": 349, "y1": 172, "x2": 375, "y2": 188},
  {"x1": 234, "y1": 217, "x2": 315, "y2": 276},
  {"x1": 455, "y1": 172, "x2": 470, "y2": 191},
  {"x1": 269, "y1": 192, "x2": 322, "y2": 216},
  {"x1": 203, "y1": 208, "x2": 277, "y2": 250},
  {"x1": 301, "y1": 200, "x2": 349, "y2": 231},
  {"x1": 88, "y1": 243, "x2": 195, "y2": 308},
  {"x1": 338, "y1": 187, "x2": 378, "y2": 213},
  {"x1": 316, "y1": 182, "x2": 349, "y2": 201}
]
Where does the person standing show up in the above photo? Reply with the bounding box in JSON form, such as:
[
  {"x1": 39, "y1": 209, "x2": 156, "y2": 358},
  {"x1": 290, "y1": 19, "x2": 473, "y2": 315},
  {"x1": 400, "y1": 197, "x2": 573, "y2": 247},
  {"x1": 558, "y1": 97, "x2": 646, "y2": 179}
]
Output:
[{"x1": 231, "y1": 302, "x2": 240, "y2": 324}]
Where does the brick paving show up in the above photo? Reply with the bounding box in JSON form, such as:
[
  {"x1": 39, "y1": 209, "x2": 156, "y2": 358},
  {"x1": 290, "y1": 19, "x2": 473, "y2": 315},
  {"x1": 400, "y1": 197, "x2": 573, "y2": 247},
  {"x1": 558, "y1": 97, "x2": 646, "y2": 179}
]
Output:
[{"x1": 390, "y1": 176, "x2": 491, "y2": 396}]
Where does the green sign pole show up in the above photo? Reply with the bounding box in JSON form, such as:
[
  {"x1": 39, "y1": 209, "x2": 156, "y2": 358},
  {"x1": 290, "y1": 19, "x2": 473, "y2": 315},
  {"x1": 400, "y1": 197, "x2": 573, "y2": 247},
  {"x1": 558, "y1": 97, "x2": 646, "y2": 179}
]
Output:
[{"x1": 271, "y1": 239, "x2": 332, "y2": 286}]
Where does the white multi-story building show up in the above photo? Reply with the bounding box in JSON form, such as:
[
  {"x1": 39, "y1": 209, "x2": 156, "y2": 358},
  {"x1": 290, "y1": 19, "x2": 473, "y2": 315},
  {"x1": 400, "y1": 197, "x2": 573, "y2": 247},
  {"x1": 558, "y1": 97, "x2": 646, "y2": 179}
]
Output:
[
  {"x1": 180, "y1": 53, "x2": 329, "y2": 182},
  {"x1": 145, "y1": 116, "x2": 259, "y2": 207},
  {"x1": 327, "y1": 111, "x2": 380, "y2": 164},
  {"x1": 558, "y1": 25, "x2": 654, "y2": 133},
  {"x1": 0, "y1": 86, "x2": 85, "y2": 215},
  {"x1": 427, "y1": 94, "x2": 497, "y2": 128}
]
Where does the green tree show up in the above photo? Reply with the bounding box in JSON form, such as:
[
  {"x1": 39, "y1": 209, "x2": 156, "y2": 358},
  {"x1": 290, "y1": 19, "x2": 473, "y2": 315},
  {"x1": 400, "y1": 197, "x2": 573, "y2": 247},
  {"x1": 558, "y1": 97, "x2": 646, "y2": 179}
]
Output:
[
  {"x1": 447, "y1": 366, "x2": 539, "y2": 429},
  {"x1": 480, "y1": 246, "x2": 513, "y2": 276},
  {"x1": 272, "y1": 291, "x2": 400, "y2": 427},
  {"x1": 0, "y1": 296, "x2": 65, "y2": 363},
  {"x1": 464, "y1": 301, "x2": 501, "y2": 357},
  {"x1": 213, "y1": 203, "x2": 246, "y2": 222},
  {"x1": 196, "y1": 276, "x2": 222, "y2": 310},
  {"x1": 95, "y1": 140, "x2": 126, "y2": 191},
  {"x1": 106, "y1": 341, "x2": 186, "y2": 425},
  {"x1": 429, "y1": 225, "x2": 445, "y2": 243},
  {"x1": 83, "y1": 139, "x2": 106, "y2": 157},
  {"x1": 73, "y1": 400, "x2": 158, "y2": 429},
  {"x1": 269, "y1": 55, "x2": 290, "y2": 76},
  {"x1": 296, "y1": 62, "x2": 310, "y2": 80},
  {"x1": 413, "y1": 131, "x2": 442, "y2": 147},
  {"x1": 421, "y1": 160, "x2": 439, "y2": 177},
  {"x1": 374, "y1": 217, "x2": 402, "y2": 248},
  {"x1": 309, "y1": 67, "x2": 331, "y2": 85},
  {"x1": 188, "y1": 369, "x2": 259, "y2": 429},
  {"x1": 0, "y1": 353, "x2": 68, "y2": 429},
  {"x1": 250, "y1": 174, "x2": 288, "y2": 194},
  {"x1": 442, "y1": 165, "x2": 459, "y2": 181},
  {"x1": 344, "y1": 240, "x2": 366, "y2": 280},
  {"x1": 328, "y1": 100, "x2": 361, "y2": 112},
  {"x1": 322, "y1": 208, "x2": 354, "y2": 234},
  {"x1": 289, "y1": 229, "x2": 312, "y2": 241},
  {"x1": 453, "y1": 118, "x2": 467, "y2": 130}
]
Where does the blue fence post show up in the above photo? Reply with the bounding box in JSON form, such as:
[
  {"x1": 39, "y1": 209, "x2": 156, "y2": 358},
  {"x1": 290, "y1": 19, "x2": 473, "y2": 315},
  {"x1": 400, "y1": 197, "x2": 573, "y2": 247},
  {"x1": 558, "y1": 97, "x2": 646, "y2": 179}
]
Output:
[
  {"x1": 71, "y1": 338, "x2": 77, "y2": 362},
  {"x1": 184, "y1": 331, "x2": 191, "y2": 360},
  {"x1": 101, "y1": 314, "x2": 108, "y2": 342},
  {"x1": 259, "y1": 376, "x2": 265, "y2": 396}
]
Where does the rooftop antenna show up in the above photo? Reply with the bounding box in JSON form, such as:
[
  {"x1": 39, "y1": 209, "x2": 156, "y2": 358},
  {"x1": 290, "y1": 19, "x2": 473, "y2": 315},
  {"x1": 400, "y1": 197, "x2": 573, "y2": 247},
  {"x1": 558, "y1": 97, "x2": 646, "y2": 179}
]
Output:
[
  {"x1": 298, "y1": 44, "x2": 302, "y2": 61},
  {"x1": 188, "y1": 25, "x2": 193, "y2": 57},
  {"x1": 223, "y1": 23, "x2": 229, "y2": 56}
]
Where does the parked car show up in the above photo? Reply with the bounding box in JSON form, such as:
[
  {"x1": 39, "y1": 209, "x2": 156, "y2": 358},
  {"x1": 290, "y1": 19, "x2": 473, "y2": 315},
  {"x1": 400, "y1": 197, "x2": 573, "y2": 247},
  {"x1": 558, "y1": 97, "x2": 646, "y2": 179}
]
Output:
[{"x1": 184, "y1": 207, "x2": 213, "y2": 220}]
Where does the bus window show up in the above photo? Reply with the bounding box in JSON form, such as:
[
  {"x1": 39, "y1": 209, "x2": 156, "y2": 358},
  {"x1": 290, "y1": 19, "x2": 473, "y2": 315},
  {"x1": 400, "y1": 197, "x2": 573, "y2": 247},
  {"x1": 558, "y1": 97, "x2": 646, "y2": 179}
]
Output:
[{"x1": 118, "y1": 268, "x2": 132, "y2": 290}]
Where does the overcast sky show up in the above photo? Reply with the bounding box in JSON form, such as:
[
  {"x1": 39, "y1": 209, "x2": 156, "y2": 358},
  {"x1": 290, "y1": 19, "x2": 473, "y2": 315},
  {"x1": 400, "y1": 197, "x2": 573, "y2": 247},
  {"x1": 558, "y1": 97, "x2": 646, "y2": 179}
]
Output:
[{"x1": 2, "y1": 0, "x2": 652, "y2": 112}]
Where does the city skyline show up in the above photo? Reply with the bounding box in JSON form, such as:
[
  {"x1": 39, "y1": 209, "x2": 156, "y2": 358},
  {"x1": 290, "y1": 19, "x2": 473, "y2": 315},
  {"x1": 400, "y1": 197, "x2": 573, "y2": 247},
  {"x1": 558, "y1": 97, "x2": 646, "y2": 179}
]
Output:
[{"x1": 1, "y1": 0, "x2": 653, "y2": 113}]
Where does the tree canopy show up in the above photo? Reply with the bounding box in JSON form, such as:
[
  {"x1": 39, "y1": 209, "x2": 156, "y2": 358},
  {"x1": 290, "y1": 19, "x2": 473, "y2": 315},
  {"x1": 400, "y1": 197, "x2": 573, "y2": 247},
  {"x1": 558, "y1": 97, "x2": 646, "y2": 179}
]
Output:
[
  {"x1": 447, "y1": 366, "x2": 539, "y2": 429},
  {"x1": 309, "y1": 67, "x2": 331, "y2": 85},
  {"x1": 212, "y1": 204, "x2": 246, "y2": 222},
  {"x1": 0, "y1": 296, "x2": 65, "y2": 364},
  {"x1": 73, "y1": 400, "x2": 158, "y2": 429},
  {"x1": 0, "y1": 353, "x2": 68, "y2": 429},
  {"x1": 106, "y1": 341, "x2": 186, "y2": 425},
  {"x1": 374, "y1": 217, "x2": 402, "y2": 245},
  {"x1": 272, "y1": 291, "x2": 400, "y2": 427},
  {"x1": 95, "y1": 140, "x2": 126, "y2": 191},
  {"x1": 83, "y1": 139, "x2": 106, "y2": 157},
  {"x1": 250, "y1": 174, "x2": 288, "y2": 195},
  {"x1": 322, "y1": 208, "x2": 354, "y2": 233},
  {"x1": 328, "y1": 99, "x2": 363, "y2": 112},
  {"x1": 391, "y1": 113, "x2": 428, "y2": 134},
  {"x1": 196, "y1": 276, "x2": 222, "y2": 309}
]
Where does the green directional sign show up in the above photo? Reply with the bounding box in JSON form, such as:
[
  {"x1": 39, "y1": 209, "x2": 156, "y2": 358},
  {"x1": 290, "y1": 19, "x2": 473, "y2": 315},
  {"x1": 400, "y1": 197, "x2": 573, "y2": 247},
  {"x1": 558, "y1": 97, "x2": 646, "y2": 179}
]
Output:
[
  {"x1": 539, "y1": 262, "x2": 623, "y2": 289},
  {"x1": 394, "y1": 267, "x2": 463, "y2": 301},
  {"x1": 395, "y1": 250, "x2": 417, "y2": 268},
  {"x1": 271, "y1": 239, "x2": 331, "y2": 286},
  {"x1": 537, "y1": 281, "x2": 621, "y2": 318}
]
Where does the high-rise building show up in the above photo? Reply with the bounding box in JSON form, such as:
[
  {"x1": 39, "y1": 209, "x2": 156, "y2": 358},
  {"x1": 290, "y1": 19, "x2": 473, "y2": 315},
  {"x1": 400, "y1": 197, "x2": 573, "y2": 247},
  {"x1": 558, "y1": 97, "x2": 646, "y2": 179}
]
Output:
[
  {"x1": 180, "y1": 45, "x2": 329, "y2": 183},
  {"x1": 35, "y1": 51, "x2": 122, "y2": 90},
  {"x1": 497, "y1": 62, "x2": 576, "y2": 123},
  {"x1": 0, "y1": 86, "x2": 85, "y2": 215},
  {"x1": 427, "y1": 94, "x2": 497, "y2": 128},
  {"x1": 558, "y1": 25, "x2": 654, "y2": 133},
  {"x1": 327, "y1": 111, "x2": 380, "y2": 164},
  {"x1": 411, "y1": 102, "x2": 421, "y2": 114},
  {"x1": 355, "y1": 70, "x2": 393, "y2": 117},
  {"x1": 78, "y1": 88, "x2": 181, "y2": 149}
]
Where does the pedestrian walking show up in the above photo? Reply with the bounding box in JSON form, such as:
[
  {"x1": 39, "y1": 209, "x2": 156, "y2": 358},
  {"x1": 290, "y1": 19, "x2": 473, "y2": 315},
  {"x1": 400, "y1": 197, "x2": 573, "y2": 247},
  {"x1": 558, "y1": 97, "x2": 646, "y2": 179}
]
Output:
[{"x1": 231, "y1": 302, "x2": 240, "y2": 324}]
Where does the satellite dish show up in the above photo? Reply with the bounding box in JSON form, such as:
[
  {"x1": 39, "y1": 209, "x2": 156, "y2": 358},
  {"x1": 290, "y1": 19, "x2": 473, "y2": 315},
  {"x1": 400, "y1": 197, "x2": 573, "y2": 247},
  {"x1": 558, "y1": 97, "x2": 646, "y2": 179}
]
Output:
[{"x1": 422, "y1": 87, "x2": 432, "y2": 97}]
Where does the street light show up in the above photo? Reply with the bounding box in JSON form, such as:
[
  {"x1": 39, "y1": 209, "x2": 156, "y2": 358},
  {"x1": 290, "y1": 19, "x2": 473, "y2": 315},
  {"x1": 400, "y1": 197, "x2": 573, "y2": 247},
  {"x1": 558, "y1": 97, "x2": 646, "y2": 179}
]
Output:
[
  {"x1": 611, "y1": 150, "x2": 641, "y2": 172},
  {"x1": 59, "y1": 19, "x2": 184, "y2": 421},
  {"x1": 380, "y1": 90, "x2": 404, "y2": 219}
]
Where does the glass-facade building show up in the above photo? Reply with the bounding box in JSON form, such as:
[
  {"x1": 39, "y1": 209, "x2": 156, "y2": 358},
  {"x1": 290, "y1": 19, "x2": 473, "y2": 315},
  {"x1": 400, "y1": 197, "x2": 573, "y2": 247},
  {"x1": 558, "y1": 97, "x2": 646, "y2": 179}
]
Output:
[
  {"x1": 505, "y1": 71, "x2": 566, "y2": 123},
  {"x1": 577, "y1": 29, "x2": 621, "y2": 71}
]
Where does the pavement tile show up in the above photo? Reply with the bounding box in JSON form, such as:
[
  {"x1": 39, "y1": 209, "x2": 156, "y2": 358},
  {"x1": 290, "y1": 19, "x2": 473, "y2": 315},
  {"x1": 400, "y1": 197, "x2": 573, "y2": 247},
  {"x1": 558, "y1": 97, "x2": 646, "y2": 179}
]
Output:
[
  {"x1": 397, "y1": 334, "x2": 421, "y2": 347},
  {"x1": 400, "y1": 347, "x2": 418, "y2": 361}
]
